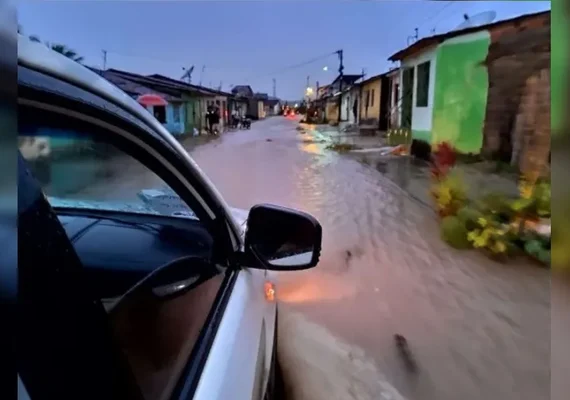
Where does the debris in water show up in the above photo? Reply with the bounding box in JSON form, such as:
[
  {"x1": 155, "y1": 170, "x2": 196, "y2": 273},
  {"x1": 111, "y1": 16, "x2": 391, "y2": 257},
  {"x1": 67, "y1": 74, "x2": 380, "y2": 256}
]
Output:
[
  {"x1": 394, "y1": 334, "x2": 418, "y2": 373},
  {"x1": 266, "y1": 138, "x2": 273, "y2": 142},
  {"x1": 345, "y1": 250, "x2": 352, "y2": 267}
]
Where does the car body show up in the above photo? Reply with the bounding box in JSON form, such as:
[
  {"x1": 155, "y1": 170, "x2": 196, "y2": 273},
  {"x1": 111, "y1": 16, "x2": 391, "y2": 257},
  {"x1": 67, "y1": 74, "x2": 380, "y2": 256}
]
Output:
[{"x1": 17, "y1": 35, "x2": 322, "y2": 400}]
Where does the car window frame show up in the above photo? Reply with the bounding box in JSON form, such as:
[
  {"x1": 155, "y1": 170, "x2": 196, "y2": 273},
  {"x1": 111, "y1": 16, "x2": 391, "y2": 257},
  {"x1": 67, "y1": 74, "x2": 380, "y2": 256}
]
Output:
[{"x1": 18, "y1": 65, "x2": 242, "y2": 400}]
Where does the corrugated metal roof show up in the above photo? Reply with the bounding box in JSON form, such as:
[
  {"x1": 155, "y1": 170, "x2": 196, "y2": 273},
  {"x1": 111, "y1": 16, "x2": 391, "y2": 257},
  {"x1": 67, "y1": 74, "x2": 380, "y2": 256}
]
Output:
[
  {"x1": 105, "y1": 69, "x2": 211, "y2": 97},
  {"x1": 102, "y1": 71, "x2": 182, "y2": 101},
  {"x1": 147, "y1": 74, "x2": 228, "y2": 96}
]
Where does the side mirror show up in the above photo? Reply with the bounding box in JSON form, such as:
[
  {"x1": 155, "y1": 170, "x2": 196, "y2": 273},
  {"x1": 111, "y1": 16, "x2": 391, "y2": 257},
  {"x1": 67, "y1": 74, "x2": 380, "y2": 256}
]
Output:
[{"x1": 244, "y1": 204, "x2": 322, "y2": 271}]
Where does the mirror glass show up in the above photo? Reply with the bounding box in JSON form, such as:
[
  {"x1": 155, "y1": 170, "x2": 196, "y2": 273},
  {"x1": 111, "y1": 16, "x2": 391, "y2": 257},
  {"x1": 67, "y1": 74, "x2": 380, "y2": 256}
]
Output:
[{"x1": 246, "y1": 205, "x2": 321, "y2": 269}]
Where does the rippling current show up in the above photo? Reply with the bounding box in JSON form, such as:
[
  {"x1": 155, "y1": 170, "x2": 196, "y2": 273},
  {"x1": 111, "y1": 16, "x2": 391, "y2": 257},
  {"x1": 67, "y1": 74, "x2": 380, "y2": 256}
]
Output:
[{"x1": 190, "y1": 117, "x2": 550, "y2": 400}]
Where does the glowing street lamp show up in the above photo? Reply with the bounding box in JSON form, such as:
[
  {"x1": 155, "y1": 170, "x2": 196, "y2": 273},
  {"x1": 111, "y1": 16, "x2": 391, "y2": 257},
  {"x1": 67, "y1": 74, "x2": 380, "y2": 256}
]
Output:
[
  {"x1": 305, "y1": 87, "x2": 314, "y2": 96},
  {"x1": 323, "y1": 66, "x2": 328, "y2": 71}
]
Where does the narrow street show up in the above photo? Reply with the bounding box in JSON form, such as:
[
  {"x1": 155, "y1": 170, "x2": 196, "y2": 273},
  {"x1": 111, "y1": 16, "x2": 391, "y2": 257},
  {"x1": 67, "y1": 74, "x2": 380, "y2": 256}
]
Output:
[{"x1": 188, "y1": 117, "x2": 550, "y2": 400}]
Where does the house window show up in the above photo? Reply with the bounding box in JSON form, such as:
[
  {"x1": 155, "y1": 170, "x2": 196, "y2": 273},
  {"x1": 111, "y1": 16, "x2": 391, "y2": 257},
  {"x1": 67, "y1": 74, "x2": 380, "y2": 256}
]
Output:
[
  {"x1": 172, "y1": 104, "x2": 181, "y2": 122},
  {"x1": 365, "y1": 90, "x2": 370, "y2": 108},
  {"x1": 416, "y1": 61, "x2": 430, "y2": 107},
  {"x1": 370, "y1": 89, "x2": 375, "y2": 107},
  {"x1": 153, "y1": 106, "x2": 166, "y2": 123}
]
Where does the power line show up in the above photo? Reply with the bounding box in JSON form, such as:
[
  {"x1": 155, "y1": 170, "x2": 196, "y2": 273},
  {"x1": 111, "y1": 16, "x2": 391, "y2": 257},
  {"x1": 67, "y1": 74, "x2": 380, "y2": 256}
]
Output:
[{"x1": 417, "y1": 1, "x2": 455, "y2": 29}]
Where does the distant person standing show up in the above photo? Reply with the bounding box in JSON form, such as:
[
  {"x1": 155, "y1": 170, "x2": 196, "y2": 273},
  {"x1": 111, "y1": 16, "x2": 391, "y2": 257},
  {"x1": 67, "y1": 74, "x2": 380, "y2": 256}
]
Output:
[
  {"x1": 206, "y1": 105, "x2": 214, "y2": 134},
  {"x1": 212, "y1": 107, "x2": 221, "y2": 134},
  {"x1": 231, "y1": 109, "x2": 239, "y2": 128}
]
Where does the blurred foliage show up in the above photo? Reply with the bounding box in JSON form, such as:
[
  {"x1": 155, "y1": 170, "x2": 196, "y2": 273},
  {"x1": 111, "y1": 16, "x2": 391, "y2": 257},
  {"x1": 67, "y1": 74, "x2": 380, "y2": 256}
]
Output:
[
  {"x1": 457, "y1": 206, "x2": 484, "y2": 231},
  {"x1": 440, "y1": 216, "x2": 471, "y2": 249},
  {"x1": 524, "y1": 236, "x2": 551, "y2": 267},
  {"x1": 430, "y1": 141, "x2": 457, "y2": 181},
  {"x1": 431, "y1": 170, "x2": 468, "y2": 218},
  {"x1": 467, "y1": 216, "x2": 516, "y2": 260},
  {"x1": 474, "y1": 193, "x2": 515, "y2": 223}
]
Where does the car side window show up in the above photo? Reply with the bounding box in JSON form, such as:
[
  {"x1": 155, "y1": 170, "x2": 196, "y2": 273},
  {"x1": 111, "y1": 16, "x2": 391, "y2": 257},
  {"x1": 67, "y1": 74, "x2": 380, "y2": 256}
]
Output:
[{"x1": 18, "y1": 126, "x2": 199, "y2": 220}]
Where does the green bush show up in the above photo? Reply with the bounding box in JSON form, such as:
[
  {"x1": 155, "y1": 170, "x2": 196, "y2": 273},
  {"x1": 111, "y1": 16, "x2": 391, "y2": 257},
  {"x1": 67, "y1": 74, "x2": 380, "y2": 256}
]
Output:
[
  {"x1": 457, "y1": 206, "x2": 484, "y2": 231},
  {"x1": 440, "y1": 216, "x2": 471, "y2": 249},
  {"x1": 476, "y1": 193, "x2": 515, "y2": 222},
  {"x1": 533, "y1": 181, "x2": 551, "y2": 217}
]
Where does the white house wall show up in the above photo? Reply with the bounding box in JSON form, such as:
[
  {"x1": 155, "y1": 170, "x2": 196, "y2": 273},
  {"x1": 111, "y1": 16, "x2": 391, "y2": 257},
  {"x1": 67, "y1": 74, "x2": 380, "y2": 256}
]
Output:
[{"x1": 399, "y1": 45, "x2": 437, "y2": 137}]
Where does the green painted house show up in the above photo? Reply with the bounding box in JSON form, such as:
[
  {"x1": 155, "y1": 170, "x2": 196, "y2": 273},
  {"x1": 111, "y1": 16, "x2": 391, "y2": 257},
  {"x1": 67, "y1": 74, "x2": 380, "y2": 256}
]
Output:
[{"x1": 388, "y1": 10, "x2": 550, "y2": 156}]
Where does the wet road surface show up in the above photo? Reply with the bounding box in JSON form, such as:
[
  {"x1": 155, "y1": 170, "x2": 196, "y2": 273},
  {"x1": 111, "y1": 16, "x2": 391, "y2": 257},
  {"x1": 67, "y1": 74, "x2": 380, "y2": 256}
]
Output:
[{"x1": 188, "y1": 117, "x2": 549, "y2": 400}]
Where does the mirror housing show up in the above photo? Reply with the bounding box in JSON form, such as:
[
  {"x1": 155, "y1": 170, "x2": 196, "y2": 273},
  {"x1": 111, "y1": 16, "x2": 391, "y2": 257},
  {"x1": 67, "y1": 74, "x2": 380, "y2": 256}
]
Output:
[{"x1": 244, "y1": 204, "x2": 322, "y2": 271}]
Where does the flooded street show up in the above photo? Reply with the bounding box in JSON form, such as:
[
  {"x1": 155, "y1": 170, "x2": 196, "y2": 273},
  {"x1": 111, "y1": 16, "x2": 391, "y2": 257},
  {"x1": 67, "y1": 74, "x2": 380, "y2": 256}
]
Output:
[{"x1": 189, "y1": 117, "x2": 550, "y2": 400}]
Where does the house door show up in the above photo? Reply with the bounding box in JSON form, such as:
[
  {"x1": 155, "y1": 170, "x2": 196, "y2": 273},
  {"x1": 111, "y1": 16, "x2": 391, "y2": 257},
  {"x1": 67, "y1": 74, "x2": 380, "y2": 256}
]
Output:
[
  {"x1": 401, "y1": 67, "x2": 414, "y2": 129},
  {"x1": 379, "y1": 77, "x2": 390, "y2": 131}
]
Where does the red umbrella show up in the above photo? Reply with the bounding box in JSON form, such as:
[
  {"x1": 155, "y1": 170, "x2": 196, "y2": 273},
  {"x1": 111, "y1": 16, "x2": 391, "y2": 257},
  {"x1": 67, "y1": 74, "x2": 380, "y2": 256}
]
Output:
[{"x1": 137, "y1": 94, "x2": 168, "y2": 107}]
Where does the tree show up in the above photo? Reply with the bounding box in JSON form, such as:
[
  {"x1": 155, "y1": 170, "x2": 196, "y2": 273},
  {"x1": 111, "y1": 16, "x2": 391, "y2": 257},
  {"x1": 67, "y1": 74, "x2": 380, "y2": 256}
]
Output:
[
  {"x1": 23, "y1": 32, "x2": 84, "y2": 64},
  {"x1": 47, "y1": 43, "x2": 84, "y2": 63}
]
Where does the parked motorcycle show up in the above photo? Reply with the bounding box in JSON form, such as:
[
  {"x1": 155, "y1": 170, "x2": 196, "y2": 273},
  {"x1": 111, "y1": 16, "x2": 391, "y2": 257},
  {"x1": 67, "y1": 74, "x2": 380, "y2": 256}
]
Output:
[{"x1": 240, "y1": 116, "x2": 251, "y2": 130}]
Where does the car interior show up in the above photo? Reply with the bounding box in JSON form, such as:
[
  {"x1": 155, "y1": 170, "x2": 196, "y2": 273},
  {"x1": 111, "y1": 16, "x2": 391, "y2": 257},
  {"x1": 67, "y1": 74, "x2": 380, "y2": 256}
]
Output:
[{"x1": 56, "y1": 209, "x2": 214, "y2": 300}]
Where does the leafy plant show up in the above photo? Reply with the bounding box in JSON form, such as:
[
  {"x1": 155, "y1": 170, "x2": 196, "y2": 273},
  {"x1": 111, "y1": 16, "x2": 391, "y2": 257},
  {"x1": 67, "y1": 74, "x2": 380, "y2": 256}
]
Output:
[
  {"x1": 524, "y1": 238, "x2": 551, "y2": 266},
  {"x1": 457, "y1": 206, "x2": 484, "y2": 231},
  {"x1": 440, "y1": 216, "x2": 471, "y2": 249},
  {"x1": 467, "y1": 216, "x2": 515, "y2": 260},
  {"x1": 533, "y1": 180, "x2": 551, "y2": 217},
  {"x1": 431, "y1": 171, "x2": 467, "y2": 218},
  {"x1": 476, "y1": 193, "x2": 515, "y2": 222}
]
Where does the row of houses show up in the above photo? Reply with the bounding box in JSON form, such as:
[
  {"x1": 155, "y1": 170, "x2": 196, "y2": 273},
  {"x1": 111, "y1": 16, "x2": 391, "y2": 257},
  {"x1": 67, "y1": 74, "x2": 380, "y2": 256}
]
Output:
[
  {"x1": 90, "y1": 68, "x2": 281, "y2": 136},
  {"x1": 313, "y1": 10, "x2": 550, "y2": 175}
]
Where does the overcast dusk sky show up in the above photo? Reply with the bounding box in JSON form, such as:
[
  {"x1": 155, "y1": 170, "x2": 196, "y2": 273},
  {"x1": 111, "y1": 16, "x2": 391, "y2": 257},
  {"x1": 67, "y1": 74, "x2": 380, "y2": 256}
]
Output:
[{"x1": 18, "y1": 1, "x2": 551, "y2": 100}]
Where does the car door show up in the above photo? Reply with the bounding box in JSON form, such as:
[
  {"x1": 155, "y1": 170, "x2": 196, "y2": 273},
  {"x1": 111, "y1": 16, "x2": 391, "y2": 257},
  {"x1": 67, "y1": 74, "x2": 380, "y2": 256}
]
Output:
[{"x1": 18, "y1": 59, "x2": 274, "y2": 400}]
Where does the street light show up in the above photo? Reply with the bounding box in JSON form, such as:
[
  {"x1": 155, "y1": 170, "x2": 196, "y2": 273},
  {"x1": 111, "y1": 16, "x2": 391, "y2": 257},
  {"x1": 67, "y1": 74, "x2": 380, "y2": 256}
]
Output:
[
  {"x1": 305, "y1": 87, "x2": 314, "y2": 96},
  {"x1": 323, "y1": 66, "x2": 328, "y2": 71}
]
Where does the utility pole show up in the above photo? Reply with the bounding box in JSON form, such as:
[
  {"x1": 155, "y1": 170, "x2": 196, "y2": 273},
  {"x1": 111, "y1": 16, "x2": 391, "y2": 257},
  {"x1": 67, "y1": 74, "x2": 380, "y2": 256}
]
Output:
[
  {"x1": 272, "y1": 78, "x2": 276, "y2": 98},
  {"x1": 102, "y1": 50, "x2": 107, "y2": 70},
  {"x1": 337, "y1": 49, "x2": 344, "y2": 123}
]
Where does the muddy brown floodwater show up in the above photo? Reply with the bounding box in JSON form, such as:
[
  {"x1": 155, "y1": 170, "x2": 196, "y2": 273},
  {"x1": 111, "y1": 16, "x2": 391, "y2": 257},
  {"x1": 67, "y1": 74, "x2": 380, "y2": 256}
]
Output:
[{"x1": 188, "y1": 117, "x2": 550, "y2": 400}]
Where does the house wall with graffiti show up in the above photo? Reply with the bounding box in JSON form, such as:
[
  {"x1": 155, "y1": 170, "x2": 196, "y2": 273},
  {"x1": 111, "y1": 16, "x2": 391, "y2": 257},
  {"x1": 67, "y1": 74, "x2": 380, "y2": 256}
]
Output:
[{"x1": 431, "y1": 31, "x2": 490, "y2": 154}]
